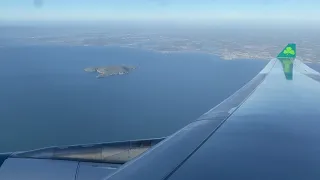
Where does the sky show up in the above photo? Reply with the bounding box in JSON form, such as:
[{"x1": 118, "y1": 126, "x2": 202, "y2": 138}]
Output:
[{"x1": 1, "y1": 0, "x2": 320, "y2": 22}]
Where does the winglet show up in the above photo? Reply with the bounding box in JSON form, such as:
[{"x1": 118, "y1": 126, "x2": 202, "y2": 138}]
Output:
[
  {"x1": 277, "y1": 43, "x2": 296, "y2": 59},
  {"x1": 277, "y1": 44, "x2": 295, "y2": 80}
]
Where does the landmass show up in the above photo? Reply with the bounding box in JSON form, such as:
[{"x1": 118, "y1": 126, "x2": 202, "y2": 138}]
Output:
[
  {"x1": 84, "y1": 65, "x2": 136, "y2": 78},
  {"x1": 4, "y1": 24, "x2": 320, "y2": 63}
]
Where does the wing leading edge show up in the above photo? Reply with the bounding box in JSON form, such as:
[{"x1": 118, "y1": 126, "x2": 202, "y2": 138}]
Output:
[{"x1": 166, "y1": 47, "x2": 320, "y2": 180}]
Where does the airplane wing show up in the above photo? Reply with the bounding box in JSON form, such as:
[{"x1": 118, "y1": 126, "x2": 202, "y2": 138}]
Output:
[{"x1": 1, "y1": 44, "x2": 320, "y2": 180}]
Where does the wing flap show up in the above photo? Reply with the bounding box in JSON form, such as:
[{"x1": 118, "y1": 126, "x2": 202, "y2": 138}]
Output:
[{"x1": 10, "y1": 138, "x2": 164, "y2": 164}]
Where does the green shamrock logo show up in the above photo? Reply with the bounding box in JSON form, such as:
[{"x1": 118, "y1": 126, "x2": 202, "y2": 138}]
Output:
[{"x1": 283, "y1": 47, "x2": 295, "y2": 55}]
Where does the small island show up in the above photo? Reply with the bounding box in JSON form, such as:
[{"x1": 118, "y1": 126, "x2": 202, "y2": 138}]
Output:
[{"x1": 84, "y1": 65, "x2": 136, "y2": 78}]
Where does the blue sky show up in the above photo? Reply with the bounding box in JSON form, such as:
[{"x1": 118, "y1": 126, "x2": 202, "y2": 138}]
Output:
[{"x1": 1, "y1": 0, "x2": 319, "y2": 22}]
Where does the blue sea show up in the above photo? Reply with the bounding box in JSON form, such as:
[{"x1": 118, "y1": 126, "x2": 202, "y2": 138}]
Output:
[{"x1": 0, "y1": 45, "x2": 268, "y2": 152}]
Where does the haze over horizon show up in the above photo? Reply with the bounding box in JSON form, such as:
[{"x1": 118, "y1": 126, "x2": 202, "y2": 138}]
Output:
[{"x1": 1, "y1": 0, "x2": 320, "y2": 23}]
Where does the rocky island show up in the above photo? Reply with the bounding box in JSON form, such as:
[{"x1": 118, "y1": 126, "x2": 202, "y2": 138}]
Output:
[{"x1": 84, "y1": 65, "x2": 136, "y2": 78}]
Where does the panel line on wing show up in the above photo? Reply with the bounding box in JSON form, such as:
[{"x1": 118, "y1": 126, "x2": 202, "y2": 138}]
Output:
[{"x1": 74, "y1": 162, "x2": 80, "y2": 180}]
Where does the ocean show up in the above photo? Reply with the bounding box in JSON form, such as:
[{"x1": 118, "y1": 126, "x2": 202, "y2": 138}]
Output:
[{"x1": 0, "y1": 45, "x2": 267, "y2": 152}]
